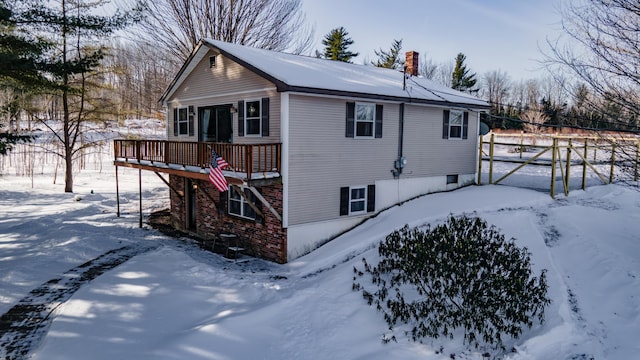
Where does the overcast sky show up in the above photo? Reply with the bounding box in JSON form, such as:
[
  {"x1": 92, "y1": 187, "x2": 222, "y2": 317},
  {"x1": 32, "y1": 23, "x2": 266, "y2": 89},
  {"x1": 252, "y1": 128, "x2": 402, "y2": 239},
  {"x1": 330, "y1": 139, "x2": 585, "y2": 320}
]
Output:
[{"x1": 301, "y1": 0, "x2": 564, "y2": 81}]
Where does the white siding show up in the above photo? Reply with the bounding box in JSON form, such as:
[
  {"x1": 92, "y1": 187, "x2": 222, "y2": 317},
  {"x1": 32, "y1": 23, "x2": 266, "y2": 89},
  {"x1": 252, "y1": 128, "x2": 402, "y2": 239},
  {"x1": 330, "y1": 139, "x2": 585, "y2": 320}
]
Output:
[
  {"x1": 287, "y1": 95, "x2": 399, "y2": 226},
  {"x1": 166, "y1": 50, "x2": 280, "y2": 144},
  {"x1": 402, "y1": 105, "x2": 479, "y2": 177}
]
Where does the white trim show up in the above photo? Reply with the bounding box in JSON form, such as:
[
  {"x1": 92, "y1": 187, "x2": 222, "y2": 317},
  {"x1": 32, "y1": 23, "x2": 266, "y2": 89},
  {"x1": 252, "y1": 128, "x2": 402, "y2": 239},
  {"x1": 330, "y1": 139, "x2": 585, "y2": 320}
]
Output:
[
  {"x1": 354, "y1": 102, "x2": 376, "y2": 139},
  {"x1": 280, "y1": 92, "x2": 290, "y2": 228},
  {"x1": 168, "y1": 87, "x2": 277, "y2": 105},
  {"x1": 348, "y1": 185, "x2": 368, "y2": 215},
  {"x1": 177, "y1": 107, "x2": 189, "y2": 136},
  {"x1": 228, "y1": 186, "x2": 257, "y2": 220},
  {"x1": 448, "y1": 109, "x2": 464, "y2": 139},
  {"x1": 244, "y1": 98, "x2": 262, "y2": 136}
]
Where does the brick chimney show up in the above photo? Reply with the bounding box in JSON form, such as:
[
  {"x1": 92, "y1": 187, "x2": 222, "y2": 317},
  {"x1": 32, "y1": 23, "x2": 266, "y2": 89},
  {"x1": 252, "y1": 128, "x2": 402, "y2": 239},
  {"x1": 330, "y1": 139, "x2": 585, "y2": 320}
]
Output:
[{"x1": 405, "y1": 51, "x2": 419, "y2": 77}]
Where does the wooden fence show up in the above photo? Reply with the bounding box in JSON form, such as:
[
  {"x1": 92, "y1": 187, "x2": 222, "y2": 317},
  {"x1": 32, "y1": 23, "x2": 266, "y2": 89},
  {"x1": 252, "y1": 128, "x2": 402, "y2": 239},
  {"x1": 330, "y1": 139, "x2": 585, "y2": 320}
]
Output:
[{"x1": 479, "y1": 133, "x2": 640, "y2": 198}]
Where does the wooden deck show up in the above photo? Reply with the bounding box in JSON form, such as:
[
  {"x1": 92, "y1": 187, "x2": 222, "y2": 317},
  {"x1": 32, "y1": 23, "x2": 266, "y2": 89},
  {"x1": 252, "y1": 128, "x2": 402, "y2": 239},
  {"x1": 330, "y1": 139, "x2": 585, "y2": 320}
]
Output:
[{"x1": 113, "y1": 140, "x2": 281, "y2": 182}]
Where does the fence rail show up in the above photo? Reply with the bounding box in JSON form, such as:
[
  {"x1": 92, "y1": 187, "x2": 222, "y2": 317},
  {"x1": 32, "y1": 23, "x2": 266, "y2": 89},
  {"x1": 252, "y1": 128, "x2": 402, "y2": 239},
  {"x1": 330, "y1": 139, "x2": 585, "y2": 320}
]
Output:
[
  {"x1": 114, "y1": 140, "x2": 281, "y2": 181},
  {"x1": 479, "y1": 133, "x2": 640, "y2": 198}
]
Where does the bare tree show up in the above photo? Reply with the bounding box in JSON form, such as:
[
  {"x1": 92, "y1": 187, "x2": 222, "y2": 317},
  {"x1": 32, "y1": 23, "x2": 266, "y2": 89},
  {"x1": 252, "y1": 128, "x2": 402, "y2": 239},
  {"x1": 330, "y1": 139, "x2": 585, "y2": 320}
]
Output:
[
  {"x1": 104, "y1": 40, "x2": 174, "y2": 120},
  {"x1": 481, "y1": 70, "x2": 511, "y2": 109},
  {"x1": 419, "y1": 57, "x2": 439, "y2": 80},
  {"x1": 545, "y1": 0, "x2": 640, "y2": 126},
  {"x1": 129, "y1": 0, "x2": 314, "y2": 68},
  {"x1": 521, "y1": 109, "x2": 549, "y2": 134}
]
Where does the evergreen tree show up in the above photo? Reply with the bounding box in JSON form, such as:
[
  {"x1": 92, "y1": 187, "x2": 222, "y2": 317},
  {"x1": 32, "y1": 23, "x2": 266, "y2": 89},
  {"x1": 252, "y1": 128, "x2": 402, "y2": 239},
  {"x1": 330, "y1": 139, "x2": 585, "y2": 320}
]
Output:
[
  {"x1": 0, "y1": 0, "x2": 46, "y2": 154},
  {"x1": 7, "y1": 0, "x2": 142, "y2": 192},
  {"x1": 451, "y1": 52, "x2": 477, "y2": 92},
  {"x1": 372, "y1": 39, "x2": 403, "y2": 69},
  {"x1": 321, "y1": 26, "x2": 358, "y2": 63}
]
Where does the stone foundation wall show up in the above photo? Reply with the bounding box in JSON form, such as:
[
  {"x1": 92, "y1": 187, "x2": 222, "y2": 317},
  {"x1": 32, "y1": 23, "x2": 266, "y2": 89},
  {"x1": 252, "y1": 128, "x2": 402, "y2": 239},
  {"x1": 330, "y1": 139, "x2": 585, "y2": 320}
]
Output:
[{"x1": 169, "y1": 175, "x2": 287, "y2": 263}]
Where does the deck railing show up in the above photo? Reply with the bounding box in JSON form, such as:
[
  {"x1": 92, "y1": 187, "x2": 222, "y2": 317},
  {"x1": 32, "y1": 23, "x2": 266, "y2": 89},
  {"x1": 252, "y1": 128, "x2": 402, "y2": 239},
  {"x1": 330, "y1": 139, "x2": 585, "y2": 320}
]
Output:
[{"x1": 114, "y1": 140, "x2": 281, "y2": 180}]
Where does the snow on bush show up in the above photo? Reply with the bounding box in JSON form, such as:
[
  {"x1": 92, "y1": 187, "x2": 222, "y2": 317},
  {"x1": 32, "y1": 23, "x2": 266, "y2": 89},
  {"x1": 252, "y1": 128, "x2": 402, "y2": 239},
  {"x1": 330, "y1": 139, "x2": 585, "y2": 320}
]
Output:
[{"x1": 353, "y1": 215, "x2": 551, "y2": 353}]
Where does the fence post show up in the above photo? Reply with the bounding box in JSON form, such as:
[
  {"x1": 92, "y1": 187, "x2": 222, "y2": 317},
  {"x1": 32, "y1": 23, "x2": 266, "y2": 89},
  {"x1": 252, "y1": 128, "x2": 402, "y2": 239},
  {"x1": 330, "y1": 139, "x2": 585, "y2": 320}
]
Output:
[
  {"x1": 582, "y1": 138, "x2": 588, "y2": 190},
  {"x1": 609, "y1": 139, "x2": 616, "y2": 184},
  {"x1": 550, "y1": 137, "x2": 557, "y2": 198},
  {"x1": 519, "y1": 131, "x2": 524, "y2": 159},
  {"x1": 566, "y1": 138, "x2": 572, "y2": 194},
  {"x1": 477, "y1": 134, "x2": 483, "y2": 185},
  {"x1": 489, "y1": 133, "x2": 495, "y2": 184},
  {"x1": 635, "y1": 139, "x2": 639, "y2": 182}
]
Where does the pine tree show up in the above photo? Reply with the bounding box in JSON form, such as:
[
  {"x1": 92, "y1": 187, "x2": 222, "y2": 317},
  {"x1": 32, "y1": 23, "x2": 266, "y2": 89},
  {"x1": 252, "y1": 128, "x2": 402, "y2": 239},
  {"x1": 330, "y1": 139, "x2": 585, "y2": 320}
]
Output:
[
  {"x1": 321, "y1": 27, "x2": 358, "y2": 63},
  {"x1": 372, "y1": 39, "x2": 403, "y2": 69},
  {"x1": 451, "y1": 53, "x2": 477, "y2": 92},
  {"x1": 0, "y1": 0, "x2": 46, "y2": 155},
  {"x1": 8, "y1": 0, "x2": 142, "y2": 192}
]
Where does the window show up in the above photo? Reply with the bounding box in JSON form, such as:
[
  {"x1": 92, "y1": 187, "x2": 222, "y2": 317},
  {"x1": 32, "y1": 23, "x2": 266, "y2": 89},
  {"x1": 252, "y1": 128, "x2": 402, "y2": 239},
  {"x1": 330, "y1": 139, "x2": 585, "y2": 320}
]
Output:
[
  {"x1": 228, "y1": 186, "x2": 258, "y2": 220},
  {"x1": 446, "y1": 174, "x2": 459, "y2": 184},
  {"x1": 355, "y1": 103, "x2": 375, "y2": 137},
  {"x1": 245, "y1": 100, "x2": 261, "y2": 136},
  {"x1": 349, "y1": 187, "x2": 367, "y2": 214},
  {"x1": 173, "y1": 106, "x2": 194, "y2": 137},
  {"x1": 238, "y1": 98, "x2": 269, "y2": 137},
  {"x1": 442, "y1": 109, "x2": 468, "y2": 140},
  {"x1": 340, "y1": 185, "x2": 376, "y2": 216},
  {"x1": 209, "y1": 55, "x2": 217, "y2": 68},
  {"x1": 448, "y1": 110, "x2": 463, "y2": 139},
  {"x1": 346, "y1": 102, "x2": 383, "y2": 138}
]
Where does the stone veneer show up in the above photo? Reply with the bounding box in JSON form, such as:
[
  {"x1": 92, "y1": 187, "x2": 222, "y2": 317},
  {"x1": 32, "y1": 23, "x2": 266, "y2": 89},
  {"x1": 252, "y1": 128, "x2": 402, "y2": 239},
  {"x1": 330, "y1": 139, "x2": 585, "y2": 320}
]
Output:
[{"x1": 169, "y1": 175, "x2": 287, "y2": 263}]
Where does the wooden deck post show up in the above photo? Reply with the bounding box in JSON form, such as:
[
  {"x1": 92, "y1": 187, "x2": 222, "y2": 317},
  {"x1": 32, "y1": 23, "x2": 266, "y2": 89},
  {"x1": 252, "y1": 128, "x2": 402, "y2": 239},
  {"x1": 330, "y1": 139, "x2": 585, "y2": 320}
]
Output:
[
  {"x1": 115, "y1": 165, "x2": 120, "y2": 217},
  {"x1": 566, "y1": 138, "x2": 572, "y2": 193},
  {"x1": 477, "y1": 134, "x2": 483, "y2": 185},
  {"x1": 489, "y1": 133, "x2": 495, "y2": 184},
  {"x1": 550, "y1": 137, "x2": 557, "y2": 199},
  {"x1": 582, "y1": 138, "x2": 588, "y2": 190},
  {"x1": 138, "y1": 168, "x2": 143, "y2": 228}
]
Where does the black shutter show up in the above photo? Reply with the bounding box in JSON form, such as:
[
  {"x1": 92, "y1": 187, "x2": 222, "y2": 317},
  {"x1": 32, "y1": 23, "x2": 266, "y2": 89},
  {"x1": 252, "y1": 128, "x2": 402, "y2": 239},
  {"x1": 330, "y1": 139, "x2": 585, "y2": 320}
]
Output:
[
  {"x1": 261, "y1": 97, "x2": 270, "y2": 137},
  {"x1": 218, "y1": 189, "x2": 227, "y2": 215},
  {"x1": 237, "y1": 100, "x2": 245, "y2": 137},
  {"x1": 375, "y1": 104, "x2": 383, "y2": 138},
  {"x1": 188, "y1": 105, "x2": 194, "y2": 136},
  {"x1": 367, "y1": 184, "x2": 375, "y2": 212},
  {"x1": 462, "y1": 111, "x2": 469, "y2": 139},
  {"x1": 339, "y1": 187, "x2": 349, "y2": 216},
  {"x1": 442, "y1": 110, "x2": 450, "y2": 139},
  {"x1": 173, "y1": 108, "x2": 178, "y2": 136},
  {"x1": 345, "y1": 102, "x2": 355, "y2": 138}
]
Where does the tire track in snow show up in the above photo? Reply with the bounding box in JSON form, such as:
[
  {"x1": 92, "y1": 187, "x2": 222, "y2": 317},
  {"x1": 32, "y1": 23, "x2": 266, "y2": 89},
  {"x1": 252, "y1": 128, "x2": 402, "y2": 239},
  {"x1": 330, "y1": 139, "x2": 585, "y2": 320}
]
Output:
[{"x1": 0, "y1": 243, "x2": 160, "y2": 360}]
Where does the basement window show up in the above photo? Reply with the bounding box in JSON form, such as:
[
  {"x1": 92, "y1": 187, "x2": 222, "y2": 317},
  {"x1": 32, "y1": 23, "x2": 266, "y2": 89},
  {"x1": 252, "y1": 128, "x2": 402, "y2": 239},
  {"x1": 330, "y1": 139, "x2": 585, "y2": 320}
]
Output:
[
  {"x1": 446, "y1": 174, "x2": 459, "y2": 184},
  {"x1": 228, "y1": 187, "x2": 258, "y2": 220}
]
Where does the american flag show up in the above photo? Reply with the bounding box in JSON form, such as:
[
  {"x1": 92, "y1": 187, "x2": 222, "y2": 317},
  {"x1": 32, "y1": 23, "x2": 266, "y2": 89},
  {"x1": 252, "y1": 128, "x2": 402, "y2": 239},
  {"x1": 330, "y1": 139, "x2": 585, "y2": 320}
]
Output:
[{"x1": 209, "y1": 148, "x2": 229, "y2": 192}]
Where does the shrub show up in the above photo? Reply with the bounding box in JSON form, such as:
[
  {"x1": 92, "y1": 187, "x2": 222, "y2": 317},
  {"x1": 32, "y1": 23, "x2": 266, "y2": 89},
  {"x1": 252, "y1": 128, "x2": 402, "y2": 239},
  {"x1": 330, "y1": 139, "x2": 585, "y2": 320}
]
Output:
[{"x1": 353, "y1": 215, "x2": 551, "y2": 351}]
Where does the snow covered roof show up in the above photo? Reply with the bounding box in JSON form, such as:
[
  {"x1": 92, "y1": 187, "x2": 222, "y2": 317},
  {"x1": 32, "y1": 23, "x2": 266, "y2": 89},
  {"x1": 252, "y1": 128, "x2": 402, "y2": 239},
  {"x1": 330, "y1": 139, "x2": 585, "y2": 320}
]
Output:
[{"x1": 161, "y1": 39, "x2": 490, "y2": 110}]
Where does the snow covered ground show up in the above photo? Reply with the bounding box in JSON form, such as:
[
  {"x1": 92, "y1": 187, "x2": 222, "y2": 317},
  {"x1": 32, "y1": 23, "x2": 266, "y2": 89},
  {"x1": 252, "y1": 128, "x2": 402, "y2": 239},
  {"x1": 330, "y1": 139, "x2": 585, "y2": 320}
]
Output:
[{"x1": 1, "y1": 138, "x2": 639, "y2": 359}]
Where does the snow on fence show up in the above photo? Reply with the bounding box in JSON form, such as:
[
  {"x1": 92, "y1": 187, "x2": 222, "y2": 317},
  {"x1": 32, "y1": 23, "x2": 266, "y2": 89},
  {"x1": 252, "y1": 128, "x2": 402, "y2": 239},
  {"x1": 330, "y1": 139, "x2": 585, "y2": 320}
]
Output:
[{"x1": 480, "y1": 132, "x2": 640, "y2": 197}]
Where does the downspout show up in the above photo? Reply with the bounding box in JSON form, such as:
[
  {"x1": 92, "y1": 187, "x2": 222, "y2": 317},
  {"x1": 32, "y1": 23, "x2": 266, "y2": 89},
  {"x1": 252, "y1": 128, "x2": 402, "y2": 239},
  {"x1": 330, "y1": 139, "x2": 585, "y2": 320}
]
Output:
[{"x1": 392, "y1": 103, "x2": 406, "y2": 178}]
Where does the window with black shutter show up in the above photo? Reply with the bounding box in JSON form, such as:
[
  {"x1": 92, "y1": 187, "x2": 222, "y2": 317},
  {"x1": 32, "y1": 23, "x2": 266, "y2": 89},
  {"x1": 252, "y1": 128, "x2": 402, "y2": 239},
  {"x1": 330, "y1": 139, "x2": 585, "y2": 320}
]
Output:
[
  {"x1": 175, "y1": 107, "x2": 189, "y2": 136},
  {"x1": 340, "y1": 185, "x2": 376, "y2": 216},
  {"x1": 443, "y1": 109, "x2": 468, "y2": 140},
  {"x1": 346, "y1": 102, "x2": 383, "y2": 138}
]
